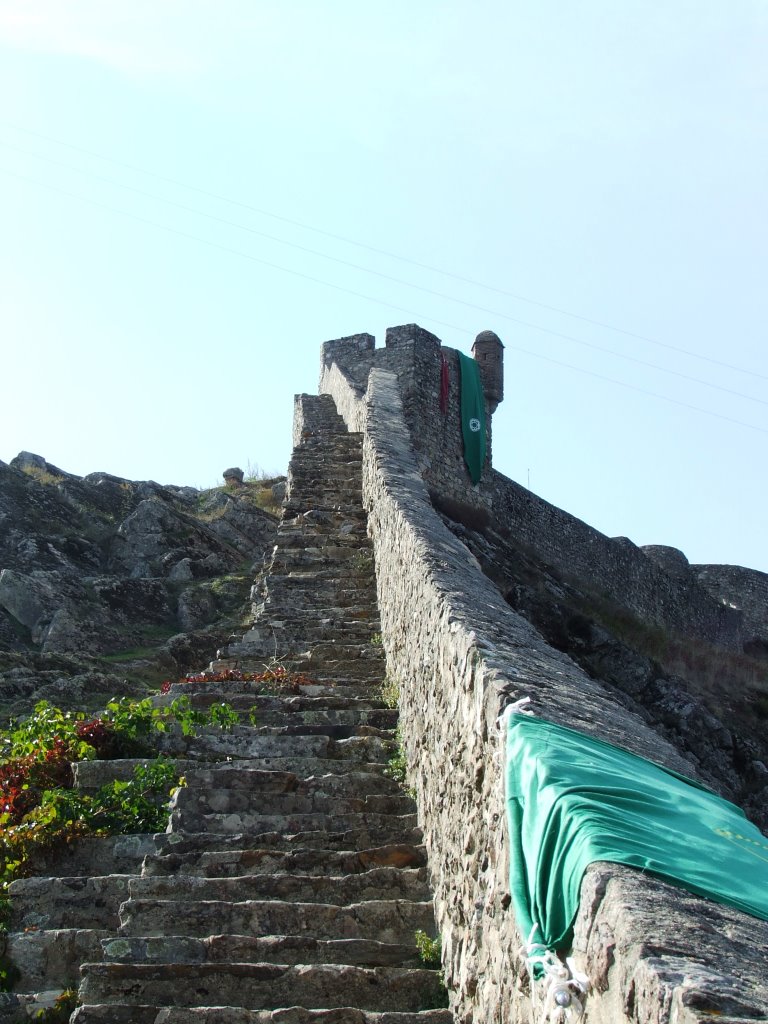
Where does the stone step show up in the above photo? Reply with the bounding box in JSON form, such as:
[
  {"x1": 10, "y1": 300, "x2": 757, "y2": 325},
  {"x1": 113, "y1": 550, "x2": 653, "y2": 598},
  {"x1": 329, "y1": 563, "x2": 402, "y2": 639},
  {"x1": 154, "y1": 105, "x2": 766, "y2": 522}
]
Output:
[
  {"x1": 75, "y1": 758, "x2": 394, "y2": 790},
  {"x1": 243, "y1": 724, "x2": 392, "y2": 741},
  {"x1": 157, "y1": 699, "x2": 395, "y2": 729},
  {"x1": 101, "y1": 934, "x2": 425, "y2": 968},
  {"x1": 180, "y1": 768, "x2": 403, "y2": 796},
  {"x1": 5, "y1": 927, "x2": 108, "y2": 989},
  {"x1": 72, "y1": 1003, "x2": 454, "y2": 1019},
  {"x1": 251, "y1": 615, "x2": 380, "y2": 633},
  {"x1": 78, "y1": 961, "x2": 446, "y2": 1013},
  {"x1": 8, "y1": 875, "x2": 133, "y2": 931},
  {"x1": 282, "y1": 503, "x2": 367, "y2": 518},
  {"x1": 179, "y1": 672, "x2": 380, "y2": 702},
  {"x1": 271, "y1": 548, "x2": 372, "y2": 566},
  {"x1": 142, "y1": 843, "x2": 426, "y2": 879},
  {"x1": 126, "y1": 867, "x2": 430, "y2": 906},
  {"x1": 158, "y1": 692, "x2": 389, "y2": 712},
  {"x1": 157, "y1": 728, "x2": 395, "y2": 762},
  {"x1": 245, "y1": 709, "x2": 395, "y2": 730},
  {"x1": 166, "y1": 809, "x2": 418, "y2": 838},
  {"x1": 151, "y1": 828, "x2": 424, "y2": 860},
  {"x1": 72, "y1": 1005, "x2": 452, "y2": 1024},
  {"x1": 277, "y1": 534, "x2": 372, "y2": 550},
  {"x1": 119, "y1": 898, "x2": 437, "y2": 943},
  {"x1": 170, "y1": 786, "x2": 413, "y2": 821},
  {"x1": 157, "y1": 729, "x2": 333, "y2": 760},
  {"x1": 22, "y1": 834, "x2": 156, "y2": 876}
]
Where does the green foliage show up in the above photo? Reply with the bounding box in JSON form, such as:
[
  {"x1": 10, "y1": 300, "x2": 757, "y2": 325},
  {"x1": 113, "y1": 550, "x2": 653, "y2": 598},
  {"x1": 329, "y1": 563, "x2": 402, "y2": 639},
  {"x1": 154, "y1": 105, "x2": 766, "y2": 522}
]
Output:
[
  {"x1": 414, "y1": 929, "x2": 442, "y2": 967},
  {"x1": 0, "y1": 695, "x2": 238, "y2": 896},
  {"x1": 380, "y1": 676, "x2": 399, "y2": 709},
  {"x1": 208, "y1": 702, "x2": 240, "y2": 731},
  {"x1": 32, "y1": 988, "x2": 78, "y2": 1021},
  {"x1": 385, "y1": 727, "x2": 411, "y2": 793}
]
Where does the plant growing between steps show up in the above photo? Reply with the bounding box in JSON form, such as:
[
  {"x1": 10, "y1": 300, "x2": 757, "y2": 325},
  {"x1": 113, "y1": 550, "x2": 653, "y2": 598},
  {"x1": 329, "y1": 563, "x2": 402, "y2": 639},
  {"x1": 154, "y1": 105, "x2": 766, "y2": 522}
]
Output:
[
  {"x1": 415, "y1": 930, "x2": 442, "y2": 967},
  {"x1": 385, "y1": 726, "x2": 416, "y2": 798},
  {"x1": 0, "y1": 695, "x2": 243, "y2": 898},
  {"x1": 162, "y1": 664, "x2": 315, "y2": 696},
  {"x1": 380, "y1": 675, "x2": 400, "y2": 708}
]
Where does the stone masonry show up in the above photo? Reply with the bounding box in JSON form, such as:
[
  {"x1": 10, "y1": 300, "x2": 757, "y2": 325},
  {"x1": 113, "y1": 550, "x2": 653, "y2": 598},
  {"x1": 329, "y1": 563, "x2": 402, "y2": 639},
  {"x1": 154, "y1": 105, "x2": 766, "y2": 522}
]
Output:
[
  {"x1": 318, "y1": 328, "x2": 768, "y2": 1024},
  {"x1": 2, "y1": 394, "x2": 449, "y2": 1023}
]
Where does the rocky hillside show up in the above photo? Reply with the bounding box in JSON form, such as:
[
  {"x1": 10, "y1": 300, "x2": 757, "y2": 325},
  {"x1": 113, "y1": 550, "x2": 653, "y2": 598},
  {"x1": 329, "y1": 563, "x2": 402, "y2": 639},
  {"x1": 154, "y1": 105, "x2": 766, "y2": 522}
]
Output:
[{"x1": 0, "y1": 453, "x2": 282, "y2": 719}]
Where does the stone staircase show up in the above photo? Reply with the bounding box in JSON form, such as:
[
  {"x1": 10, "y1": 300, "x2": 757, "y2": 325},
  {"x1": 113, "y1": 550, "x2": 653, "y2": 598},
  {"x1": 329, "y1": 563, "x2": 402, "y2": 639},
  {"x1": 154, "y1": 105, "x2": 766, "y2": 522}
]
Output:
[{"x1": 3, "y1": 395, "x2": 450, "y2": 1023}]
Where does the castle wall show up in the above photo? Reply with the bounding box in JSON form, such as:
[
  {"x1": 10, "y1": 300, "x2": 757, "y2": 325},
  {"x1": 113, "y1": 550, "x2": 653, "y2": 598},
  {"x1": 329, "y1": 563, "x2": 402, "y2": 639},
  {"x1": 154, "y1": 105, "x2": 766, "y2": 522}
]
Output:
[
  {"x1": 320, "y1": 326, "x2": 743, "y2": 653},
  {"x1": 319, "y1": 354, "x2": 768, "y2": 1023},
  {"x1": 692, "y1": 563, "x2": 768, "y2": 648},
  {"x1": 488, "y1": 473, "x2": 743, "y2": 650},
  {"x1": 320, "y1": 324, "x2": 493, "y2": 511}
]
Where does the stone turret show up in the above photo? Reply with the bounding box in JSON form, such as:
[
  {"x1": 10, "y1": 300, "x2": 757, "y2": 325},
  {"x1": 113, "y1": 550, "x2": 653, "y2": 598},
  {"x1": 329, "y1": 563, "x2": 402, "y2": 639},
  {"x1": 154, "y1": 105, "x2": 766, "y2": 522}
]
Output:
[{"x1": 471, "y1": 329, "x2": 504, "y2": 413}]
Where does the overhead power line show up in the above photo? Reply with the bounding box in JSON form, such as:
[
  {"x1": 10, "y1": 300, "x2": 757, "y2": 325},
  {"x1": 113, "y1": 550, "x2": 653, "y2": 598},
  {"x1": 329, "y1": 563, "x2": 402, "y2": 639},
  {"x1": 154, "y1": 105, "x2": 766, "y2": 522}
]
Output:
[
  {"x1": 1, "y1": 119, "x2": 766, "y2": 384},
  {"x1": 2, "y1": 163, "x2": 767, "y2": 440},
  {"x1": 2, "y1": 137, "x2": 766, "y2": 410}
]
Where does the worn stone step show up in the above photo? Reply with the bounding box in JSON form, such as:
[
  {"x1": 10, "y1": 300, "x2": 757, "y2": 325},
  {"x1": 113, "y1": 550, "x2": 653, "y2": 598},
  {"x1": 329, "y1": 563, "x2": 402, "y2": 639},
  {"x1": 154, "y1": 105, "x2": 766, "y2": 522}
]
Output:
[
  {"x1": 160, "y1": 692, "x2": 388, "y2": 713},
  {"x1": 167, "y1": 809, "x2": 418, "y2": 837},
  {"x1": 119, "y1": 898, "x2": 437, "y2": 943},
  {"x1": 8, "y1": 875, "x2": 133, "y2": 931},
  {"x1": 74, "y1": 757, "x2": 393, "y2": 791},
  {"x1": 156, "y1": 729, "x2": 334, "y2": 760},
  {"x1": 142, "y1": 843, "x2": 426, "y2": 879},
  {"x1": 171, "y1": 787, "x2": 412, "y2": 821},
  {"x1": 127, "y1": 867, "x2": 430, "y2": 906},
  {"x1": 176, "y1": 672, "x2": 379, "y2": 702},
  {"x1": 5, "y1": 927, "x2": 108, "y2": 989},
  {"x1": 180, "y1": 768, "x2": 402, "y2": 796},
  {"x1": 158, "y1": 701, "x2": 395, "y2": 730},
  {"x1": 281, "y1": 503, "x2": 367, "y2": 518},
  {"x1": 78, "y1": 962, "x2": 446, "y2": 1013},
  {"x1": 72, "y1": 1005, "x2": 452, "y2": 1024},
  {"x1": 240, "y1": 708, "x2": 395, "y2": 730},
  {"x1": 157, "y1": 729, "x2": 397, "y2": 761},
  {"x1": 277, "y1": 534, "x2": 371, "y2": 550},
  {"x1": 240, "y1": 724, "x2": 392, "y2": 741},
  {"x1": 22, "y1": 833, "x2": 157, "y2": 875},
  {"x1": 101, "y1": 934, "x2": 424, "y2": 968},
  {"x1": 151, "y1": 827, "x2": 424, "y2": 860},
  {"x1": 251, "y1": 619, "x2": 380, "y2": 638}
]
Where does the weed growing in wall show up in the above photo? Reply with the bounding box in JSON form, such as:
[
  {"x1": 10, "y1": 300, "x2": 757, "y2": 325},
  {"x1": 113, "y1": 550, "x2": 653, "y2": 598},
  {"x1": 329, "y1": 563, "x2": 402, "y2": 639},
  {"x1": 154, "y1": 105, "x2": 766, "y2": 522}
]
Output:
[
  {"x1": 380, "y1": 676, "x2": 399, "y2": 708},
  {"x1": 414, "y1": 930, "x2": 442, "y2": 967},
  {"x1": 385, "y1": 727, "x2": 416, "y2": 799}
]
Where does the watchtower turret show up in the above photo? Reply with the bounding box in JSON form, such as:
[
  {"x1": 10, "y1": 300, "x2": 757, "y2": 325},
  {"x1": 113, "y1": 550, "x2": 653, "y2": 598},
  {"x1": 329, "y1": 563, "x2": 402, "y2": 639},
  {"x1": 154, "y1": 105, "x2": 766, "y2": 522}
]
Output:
[{"x1": 471, "y1": 330, "x2": 504, "y2": 413}]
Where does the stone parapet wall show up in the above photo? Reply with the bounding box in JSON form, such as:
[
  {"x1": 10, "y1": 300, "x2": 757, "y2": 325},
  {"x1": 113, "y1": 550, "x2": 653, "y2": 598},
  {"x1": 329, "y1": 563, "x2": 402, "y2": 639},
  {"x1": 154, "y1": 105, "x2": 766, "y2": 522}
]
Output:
[
  {"x1": 693, "y1": 563, "x2": 768, "y2": 648},
  {"x1": 489, "y1": 472, "x2": 742, "y2": 651},
  {"x1": 319, "y1": 356, "x2": 768, "y2": 1023}
]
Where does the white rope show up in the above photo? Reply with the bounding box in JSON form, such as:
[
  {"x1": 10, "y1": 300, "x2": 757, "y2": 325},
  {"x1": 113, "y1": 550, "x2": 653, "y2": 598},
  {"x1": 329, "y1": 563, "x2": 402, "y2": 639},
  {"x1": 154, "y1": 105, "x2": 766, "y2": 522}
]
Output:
[
  {"x1": 519, "y1": 924, "x2": 589, "y2": 1023},
  {"x1": 496, "y1": 695, "x2": 534, "y2": 732}
]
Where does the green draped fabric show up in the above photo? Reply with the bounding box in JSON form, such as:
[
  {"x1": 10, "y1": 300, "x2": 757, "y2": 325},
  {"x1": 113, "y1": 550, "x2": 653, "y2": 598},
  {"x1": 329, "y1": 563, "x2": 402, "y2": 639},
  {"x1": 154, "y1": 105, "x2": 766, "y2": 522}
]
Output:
[
  {"x1": 505, "y1": 712, "x2": 768, "y2": 957},
  {"x1": 457, "y1": 351, "x2": 486, "y2": 484}
]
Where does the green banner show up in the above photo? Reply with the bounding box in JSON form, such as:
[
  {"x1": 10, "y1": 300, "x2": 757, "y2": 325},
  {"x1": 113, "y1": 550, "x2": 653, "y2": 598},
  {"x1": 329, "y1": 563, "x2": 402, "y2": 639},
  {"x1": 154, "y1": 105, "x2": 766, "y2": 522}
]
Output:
[
  {"x1": 457, "y1": 352, "x2": 486, "y2": 483},
  {"x1": 505, "y1": 712, "x2": 768, "y2": 958}
]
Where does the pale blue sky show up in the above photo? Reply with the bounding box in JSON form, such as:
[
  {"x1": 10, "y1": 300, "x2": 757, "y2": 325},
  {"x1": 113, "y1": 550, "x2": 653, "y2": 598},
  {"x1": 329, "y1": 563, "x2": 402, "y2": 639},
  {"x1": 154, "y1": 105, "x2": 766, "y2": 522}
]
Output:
[{"x1": 1, "y1": 2, "x2": 766, "y2": 571}]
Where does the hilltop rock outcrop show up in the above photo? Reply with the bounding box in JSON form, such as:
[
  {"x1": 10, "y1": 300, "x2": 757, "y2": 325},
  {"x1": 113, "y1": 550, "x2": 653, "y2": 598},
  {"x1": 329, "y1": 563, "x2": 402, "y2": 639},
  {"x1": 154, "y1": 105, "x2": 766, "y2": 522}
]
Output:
[{"x1": 0, "y1": 453, "x2": 281, "y2": 716}]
